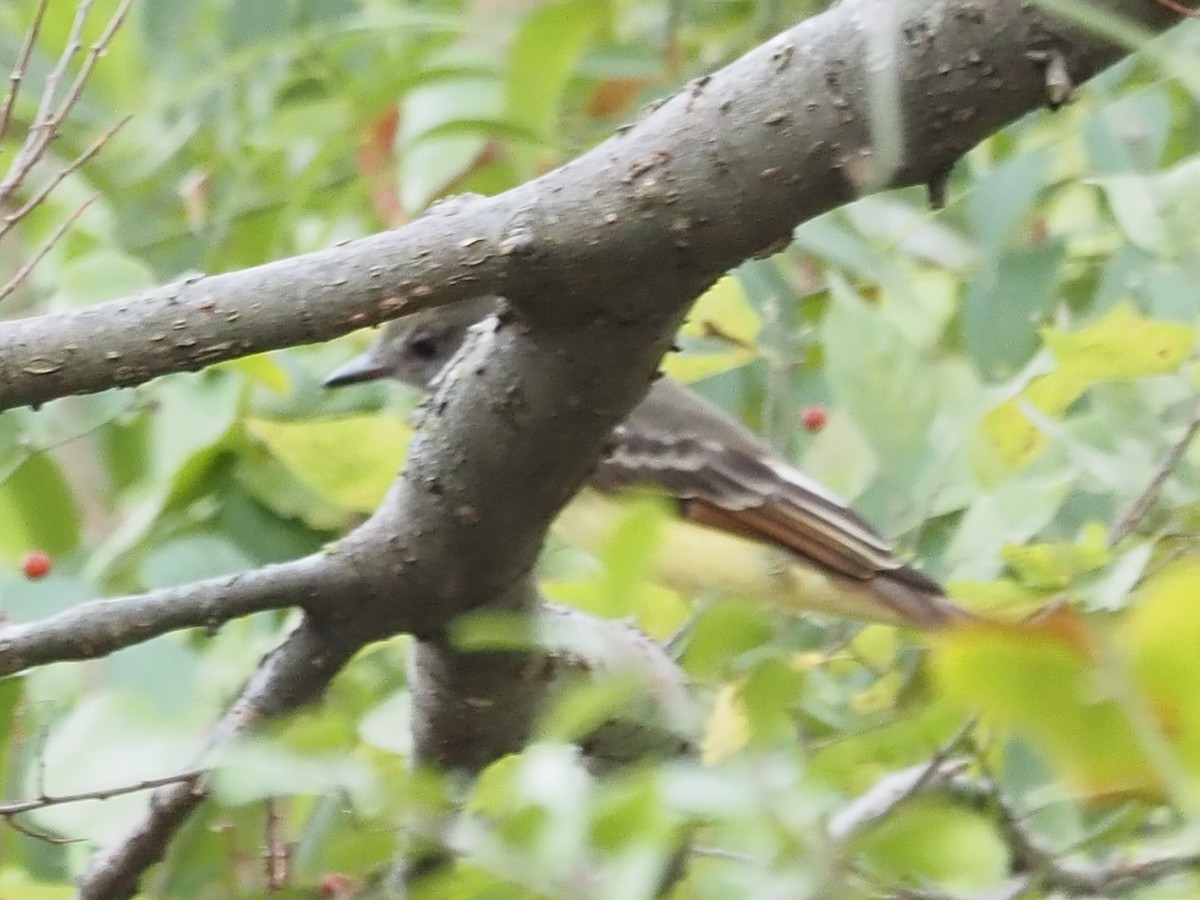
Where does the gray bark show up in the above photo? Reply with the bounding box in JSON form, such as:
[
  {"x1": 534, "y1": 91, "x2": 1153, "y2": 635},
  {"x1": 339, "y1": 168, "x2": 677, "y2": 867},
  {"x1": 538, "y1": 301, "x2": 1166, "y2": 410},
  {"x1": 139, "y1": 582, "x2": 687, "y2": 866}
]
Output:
[{"x1": 0, "y1": 0, "x2": 1188, "y2": 895}]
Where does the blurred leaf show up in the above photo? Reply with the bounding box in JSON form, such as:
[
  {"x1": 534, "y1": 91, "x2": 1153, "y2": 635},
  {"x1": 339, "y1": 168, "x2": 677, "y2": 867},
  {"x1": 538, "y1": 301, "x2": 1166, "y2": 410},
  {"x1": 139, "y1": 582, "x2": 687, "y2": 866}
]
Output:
[
  {"x1": 980, "y1": 304, "x2": 1194, "y2": 468},
  {"x1": 246, "y1": 414, "x2": 410, "y2": 512},
  {"x1": 822, "y1": 273, "x2": 936, "y2": 474},
  {"x1": 32, "y1": 694, "x2": 196, "y2": 842},
  {"x1": 1126, "y1": 556, "x2": 1200, "y2": 775},
  {"x1": 1001, "y1": 522, "x2": 1111, "y2": 590},
  {"x1": 399, "y1": 53, "x2": 504, "y2": 212},
  {"x1": 359, "y1": 690, "x2": 412, "y2": 756},
  {"x1": 139, "y1": 532, "x2": 256, "y2": 588},
  {"x1": 1044, "y1": 302, "x2": 1194, "y2": 381},
  {"x1": 969, "y1": 147, "x2": 1054, "y2": 254},
  {"x1": 539, "y1": 676, "x2": 645, "y2": 744},
  {"x1": 0, "y1": 454, "x2": 79, "y2": 559},
  {"x1": 1096, "y1": 157, "x2": 1200, "y2": 259},
  {"x1": 961, "y1": 241, "x2": 1066, "y2": 381},
  {"x1": 702, "y1": 682, "x2": 749, "y2": 764},
  {"x1": 680, "y1": 602, "x2": 775, "y2": 680},
  {"x1": 931, "y1": 612, "x2": 1156, "y2": 796},
  {"x1": 224, "y1": 353, "x2": 292, "y2": 393},
  {"x1": 505, "y1": 0, "x2": 603, "y2": 140},
  {"x1": 211, "y1": 740, "x2": 377, "y2": 809},
  {"x1": 664, "y1": 276, "x2": 762, "y2": 383},
  {"x1": 150, "y1": 373, "x2": 244, "y2": 491},
  {"x1": 859, "y1": 800, "x2": 1010, "y2": 887},
  {"x1": 50, "y1": 251, "x2": 156, "y2": 310},
  {"x1": 0, "y1": 873, "x2": 76, "y2": 900}
]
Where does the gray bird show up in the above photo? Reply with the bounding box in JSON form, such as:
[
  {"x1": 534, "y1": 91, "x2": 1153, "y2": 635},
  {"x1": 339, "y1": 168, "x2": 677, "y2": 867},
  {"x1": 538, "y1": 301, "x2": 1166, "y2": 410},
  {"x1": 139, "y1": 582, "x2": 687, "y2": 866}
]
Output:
[{"x1": 324, "y1": 300, "x2": 970, "y2": 629}]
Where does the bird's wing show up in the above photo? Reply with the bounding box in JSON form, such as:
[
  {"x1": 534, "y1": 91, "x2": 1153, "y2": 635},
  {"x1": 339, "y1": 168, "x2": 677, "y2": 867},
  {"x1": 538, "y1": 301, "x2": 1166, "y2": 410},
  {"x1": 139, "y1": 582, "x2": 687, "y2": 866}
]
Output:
[{"x1": 591, "y1": 379, "x2": 946, "y2": 601}]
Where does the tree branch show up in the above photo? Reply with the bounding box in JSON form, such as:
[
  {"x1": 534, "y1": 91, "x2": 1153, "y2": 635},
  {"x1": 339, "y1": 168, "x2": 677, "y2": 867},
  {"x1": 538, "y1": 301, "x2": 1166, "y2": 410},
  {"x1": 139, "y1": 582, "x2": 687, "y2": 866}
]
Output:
[
  {"x1": 0, "y1": 1, "x2": 1184, "y2": 410},
  {"x1": 77, "y1": 619, "x2": 362, "y2": 900},
  {"x1": 0, "y1": 553, "x2": 348, "y2": 675},
  {"x1": 0, "y1": 0, "x2": 1193, "y2": 893}
]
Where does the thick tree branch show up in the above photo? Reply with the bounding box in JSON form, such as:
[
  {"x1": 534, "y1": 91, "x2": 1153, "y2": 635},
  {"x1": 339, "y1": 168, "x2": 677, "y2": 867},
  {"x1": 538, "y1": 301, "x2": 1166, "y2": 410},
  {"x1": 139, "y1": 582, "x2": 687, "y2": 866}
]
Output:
[
  {"x1": 0, "y1": 1, "x2": 1185, "y2": 410},
  {"x1": 1, "y1": 0, "x2": 1194, "y2": 893}
]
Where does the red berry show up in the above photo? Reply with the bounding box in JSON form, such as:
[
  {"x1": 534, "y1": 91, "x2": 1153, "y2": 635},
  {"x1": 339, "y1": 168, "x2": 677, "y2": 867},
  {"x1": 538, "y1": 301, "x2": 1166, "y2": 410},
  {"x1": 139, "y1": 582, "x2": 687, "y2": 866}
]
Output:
[
  {"x1": 319, "y1": 874, "x2": 356, "y2": 898},
  {"x1": 21, "y1": 550, "x2": 52, "y2": 579},
  {"x1": 801, "y1": 406, "x2": 827, "y2": 433}
]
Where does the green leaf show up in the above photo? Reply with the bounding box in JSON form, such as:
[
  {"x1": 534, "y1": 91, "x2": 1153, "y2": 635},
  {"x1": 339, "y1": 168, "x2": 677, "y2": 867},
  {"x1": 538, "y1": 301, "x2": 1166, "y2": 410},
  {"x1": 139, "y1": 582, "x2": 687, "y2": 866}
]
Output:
[
  {"x1": 0, "y1": 454, "x2": 79, "y2": 559},
  {"x1": 859, "y1": 800, "x2": 1009, "y2": 887},
  {"x1": 1001, "y1": 522, "x2": 1111, "y2": 590},
  {"x1": 979, "y1": 304, "x2": 1194, "y2": 468},
  {"x1": 960, "y1": 241, "x2": 1066, "y2": 381},
  {"x1": 968, "y1": 146, "x2": 1054, "y2": 254},
  {"x1": 211, "y1": 740, "x2": 378, "y2": 809},
  {"x1": 505, "y1": 0, "x2": 604, "y2": 139},
  {"x1": 50, "y1": 251, "x2": 156, "y2": 310},
  {"x1": 822, "y1": 273, "x2": 937, "y2": 474},
  {"x1": 1126, "y1": 557, "x2": 1200, "y2": 776}
]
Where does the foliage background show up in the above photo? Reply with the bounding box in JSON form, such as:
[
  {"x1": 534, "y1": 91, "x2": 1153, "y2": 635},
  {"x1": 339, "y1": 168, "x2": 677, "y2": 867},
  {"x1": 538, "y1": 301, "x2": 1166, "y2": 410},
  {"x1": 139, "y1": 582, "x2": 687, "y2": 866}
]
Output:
[{"x1": 2, "y1": 0, "x2": 1200, "y2": 897}]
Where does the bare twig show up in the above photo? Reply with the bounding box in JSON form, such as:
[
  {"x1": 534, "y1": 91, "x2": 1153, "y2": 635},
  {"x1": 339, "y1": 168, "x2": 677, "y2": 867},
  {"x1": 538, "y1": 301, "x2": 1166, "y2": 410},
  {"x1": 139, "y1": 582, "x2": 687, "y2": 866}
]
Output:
[
  {"x1": 0, "y1": 0, "x2": 51, "y2": 149},
  {"x1": 1153, "y1": 0, "x2": 1199, "y2": 17},
  {"x1": 0, "y1": 769, "x2": 203, "y2": 818},
  {"x1": 0, "y1": 114, "x2": 129, "y2": 245},
  {"x1": 885, "y1": 879, "x2": 1030, "y2": 900},
  {"x1": 77, "y1": 620, "x2": 362, "y2": 900},
  {"x1": 0, "y1": 1, "x2": 135, "y2": 306},
  {"x1": 827, "y1": 718, "x2": 977, "y2": 841},
  {"x1": 0, "y1": 1, "x2": 92, "y2": 205},
  {"x1": 0, "y1": 191, "x2": 97, "y2": 304},
  {"x1": 1107, "y1": 398, "x2": 1200, "y2": 546},
  {"x1": 51, "y1": 0, "x2": 136, "y2": 131},
  {"x1": 264, "y1": 798, "x2": 290, "y2": 893},
  {"x1": 972, "y1": 760, "x2": 1200, "y2": 897}
]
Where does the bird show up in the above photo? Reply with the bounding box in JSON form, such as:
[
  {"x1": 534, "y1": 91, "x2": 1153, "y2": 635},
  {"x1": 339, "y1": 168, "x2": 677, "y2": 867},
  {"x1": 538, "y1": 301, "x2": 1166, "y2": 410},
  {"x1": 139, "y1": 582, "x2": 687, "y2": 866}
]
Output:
[{"x1": 323, "y1": 298, "x2": 972, "y2": 630}]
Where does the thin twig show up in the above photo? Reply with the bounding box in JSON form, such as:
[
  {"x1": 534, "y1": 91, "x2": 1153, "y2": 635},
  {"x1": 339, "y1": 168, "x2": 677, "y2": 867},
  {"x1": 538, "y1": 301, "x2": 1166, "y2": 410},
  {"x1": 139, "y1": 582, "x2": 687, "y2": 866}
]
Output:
[
  {"x1": 77, "y1": 623, "x2": 360, "y2": 900},
  {"x1": 1153, "y1": 0, "x2": 1199, "y2": 17},
  {"x1": 0, "y1": 0, "x2": 51, "y2": 150},
  {"x1": 827, "y1": 718, "x2": 976, "y2": 841},
  {"x1": 49, "y1": 0, "x2": 136, "y2": 146},
  {"x1": 264, "y1": 797, "x2": 290, "y2": 893},
  {"x1": 0, "y1": 1, "x2": 93, "y2": 205},
  {"x1": 4, "y1": 811, "x2": 77, "y2": 845},
  {"x1": 0, "y1": 769, "x2": 203, "y2": 818},
  {"x1": 0, "y1": 191, "x2": 97, "y2": 304},
  {"x1": 0, "y1": 114, "x2": 129, "y2": 245},
  {"x1": 0, "y1": 0, "x2": 134, "y2": 209},
  {"x1": 1107, "y1": 398, "x2": 1200, "y2": 546}
]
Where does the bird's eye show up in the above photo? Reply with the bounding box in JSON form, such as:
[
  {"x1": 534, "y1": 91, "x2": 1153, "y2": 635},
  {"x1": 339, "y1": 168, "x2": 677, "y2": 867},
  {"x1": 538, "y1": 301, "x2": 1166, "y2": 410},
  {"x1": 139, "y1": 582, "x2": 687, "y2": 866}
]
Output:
[{"x1": 409, "y1": 336, "x2": 438, "y2": 359}]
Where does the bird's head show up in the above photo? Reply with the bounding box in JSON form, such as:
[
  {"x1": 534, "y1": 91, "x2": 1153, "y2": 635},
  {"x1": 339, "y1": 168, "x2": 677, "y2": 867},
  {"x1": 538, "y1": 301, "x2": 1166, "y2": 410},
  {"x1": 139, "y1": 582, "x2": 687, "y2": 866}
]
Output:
[{"x1": 323, "y1": 296, "x2": 499, "y2": 391}]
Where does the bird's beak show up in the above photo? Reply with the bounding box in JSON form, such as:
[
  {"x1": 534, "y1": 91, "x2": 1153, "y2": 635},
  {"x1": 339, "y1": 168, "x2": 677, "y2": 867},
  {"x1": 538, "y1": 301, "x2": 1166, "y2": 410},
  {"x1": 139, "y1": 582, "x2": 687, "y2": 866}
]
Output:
[{"x1": 322, "y1": 350, "x2": 392, "y2": 389}]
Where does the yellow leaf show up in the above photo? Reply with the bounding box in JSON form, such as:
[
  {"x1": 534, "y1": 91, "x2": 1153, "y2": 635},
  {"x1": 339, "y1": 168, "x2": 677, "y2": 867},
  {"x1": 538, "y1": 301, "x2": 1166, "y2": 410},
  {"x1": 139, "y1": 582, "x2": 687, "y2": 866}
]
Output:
[
  {"x1": 931, "y1": 612, "x2": 1157, "y2": 797},
  {"x1": 222, "y1": 352, "x2": 291, "y2": 392},
  {"x1": 850, "y1": 624, "x2": 899, "y2": 671},
  {"x1": 1043, "y1": 302, "x2": 1194, "y2": 381},
  {"x1": 702, "y1": 681, "x2": 749, "y2": 765},
  {"x1": 246, "y1": 415, "x2": 411, "y2": 512},
  {"x1": 851, "y1": 671, "x2": 903, "y2": 714},
  {"x1": 662, "y1": 276, "x2": 761, "y2": 383},
  {"x1": 979, "y1": 305, "x2": 1194, "y2": 468},
  {"x1": 1001, "y1": 523, "x2": 1111, "y2": 589},
  {"x1": 1127, "y1": 557, "x2": 1200, "y2": 772}
]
